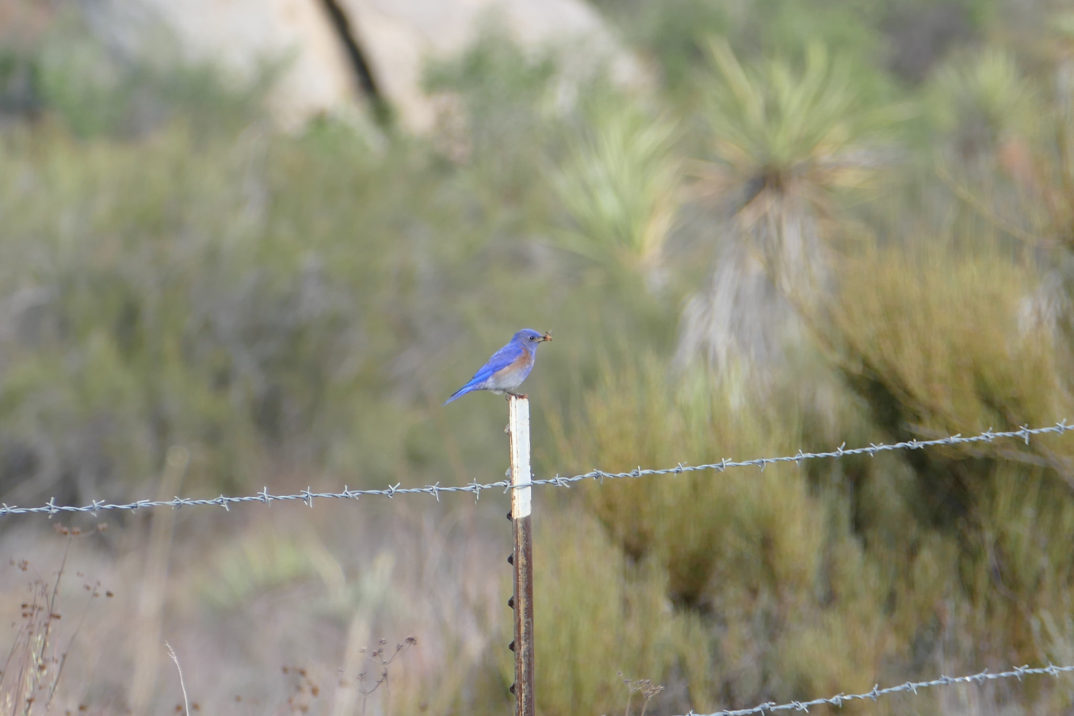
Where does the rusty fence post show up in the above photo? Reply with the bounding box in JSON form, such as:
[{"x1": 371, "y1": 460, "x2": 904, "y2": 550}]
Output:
[{"x1": 507, "y1": 395, "x2": 535, "y2": 716}]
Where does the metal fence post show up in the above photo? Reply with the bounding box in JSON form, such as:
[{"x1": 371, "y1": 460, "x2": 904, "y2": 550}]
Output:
[{"x1": 507, "y1": 395, "x2": 535, "y2": 715}]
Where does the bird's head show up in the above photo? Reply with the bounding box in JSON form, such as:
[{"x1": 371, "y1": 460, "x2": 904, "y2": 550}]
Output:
[{"x1": 515, "y1": 329, "x2": 552, "y2": 348}]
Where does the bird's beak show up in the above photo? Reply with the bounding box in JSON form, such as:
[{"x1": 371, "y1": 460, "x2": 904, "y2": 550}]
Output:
[{"x1": 540, "y1": 331, "x2": 552, "y2": 342}]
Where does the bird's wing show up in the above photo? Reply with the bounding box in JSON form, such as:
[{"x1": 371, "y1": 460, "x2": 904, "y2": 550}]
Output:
[
  {"x1": 443, "y1": 342, "x2": 523, "y2": 404},
  {"x1": 479, "y1": 341, "x2": 526, "y2": 377}
]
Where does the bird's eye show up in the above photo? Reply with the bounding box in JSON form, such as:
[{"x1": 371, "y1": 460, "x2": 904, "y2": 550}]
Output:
[{"x1": 529, "y1": 336, "x2": 537, "y2": 341}]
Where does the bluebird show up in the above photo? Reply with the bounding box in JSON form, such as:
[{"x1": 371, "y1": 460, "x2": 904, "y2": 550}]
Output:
[{"x1": 445, "y1": 329, "x2": 552, "y2": 404}]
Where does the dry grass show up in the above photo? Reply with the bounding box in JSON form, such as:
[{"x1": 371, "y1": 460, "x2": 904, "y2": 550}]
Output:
[{"x1": 0, "y1": 502, "x2": 512, "y2": 714}]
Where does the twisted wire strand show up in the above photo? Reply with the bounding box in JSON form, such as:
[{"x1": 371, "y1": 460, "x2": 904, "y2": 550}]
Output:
[
  {"x1": 681, "y1": 663, "x2": 1074, "y2": 716},
  {"x1": 1, "y1": 421, "x2": 1070, "y2": 517}
]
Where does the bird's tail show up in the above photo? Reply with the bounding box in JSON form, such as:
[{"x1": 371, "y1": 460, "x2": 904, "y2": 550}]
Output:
[{"x1": 443, "y1": 386, "x2": 469, "y2": 405}]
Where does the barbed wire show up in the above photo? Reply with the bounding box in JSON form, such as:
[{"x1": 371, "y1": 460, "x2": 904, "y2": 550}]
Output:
[
  {"x1": 535, "y1": 420, "x2": 1072, "y2": 488},
  {"x1": 1, "y1": 420, "x2": 1070, "y2": 518},
  {"x1": 681, "y1": 663, "x2": 1074, "y2": 716}
]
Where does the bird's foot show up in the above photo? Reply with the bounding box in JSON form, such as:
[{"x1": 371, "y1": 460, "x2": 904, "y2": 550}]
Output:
[{"x1": 505, "y1": 392, "x2": 528, "y2": 400}]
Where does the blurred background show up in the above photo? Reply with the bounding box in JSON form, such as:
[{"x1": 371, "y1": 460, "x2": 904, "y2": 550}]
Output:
[{"x1": 1, "y1": 0, "x2": 1074, "y2": 713}]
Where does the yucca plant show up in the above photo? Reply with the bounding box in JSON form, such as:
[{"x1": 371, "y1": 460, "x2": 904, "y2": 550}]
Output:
[
  {"x1": 930, "y1": 48, "x2": 1040, "y2": 167},
  {"x1": 930, "y1": 43, "x2": 1074, "y2": 356},
  {"x1": 550, "y1": 96, "x2": 681, "y2": 287},
  {"x1": 677, "y1": 40, "x2": 896, "y2": 380}
]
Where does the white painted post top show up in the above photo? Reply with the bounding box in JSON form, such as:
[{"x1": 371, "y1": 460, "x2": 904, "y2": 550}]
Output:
[{"x1": 509, "y1": 396, "x2": 532, "y2": 519}]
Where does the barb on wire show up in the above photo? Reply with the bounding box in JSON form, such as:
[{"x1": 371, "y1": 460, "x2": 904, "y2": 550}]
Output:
[
  {"x1": 680, "y1": 663, "x2": 1074, "y2": 716},
  {"x1": 0, "y1": 420, "x2": 1070, "y2": 518}
]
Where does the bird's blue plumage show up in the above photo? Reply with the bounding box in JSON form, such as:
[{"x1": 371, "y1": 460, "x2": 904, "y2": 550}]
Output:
[{"x1": 445, "y1": 329, "x2": 551, "y2": 404}]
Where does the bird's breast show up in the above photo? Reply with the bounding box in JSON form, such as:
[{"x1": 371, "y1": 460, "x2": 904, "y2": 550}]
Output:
[{"x1": 489, "y1": 350, "x2": 535, "y2": 389}]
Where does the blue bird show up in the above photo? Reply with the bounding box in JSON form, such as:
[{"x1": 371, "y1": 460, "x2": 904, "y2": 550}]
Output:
[{"x1": 445, "y1": 329, "x2": 552, "y2": 404}]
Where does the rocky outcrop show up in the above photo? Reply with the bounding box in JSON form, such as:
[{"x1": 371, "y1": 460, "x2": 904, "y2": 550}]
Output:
[
  {"x1": 81, "y1": 0, "x2": 642, "y2": 132},
  {"x1": 341, "y1": 0, "x2": 642, "y2": 132},
  {"x1": 83, "y1": 0, "x2": 362, "y2": 130}
]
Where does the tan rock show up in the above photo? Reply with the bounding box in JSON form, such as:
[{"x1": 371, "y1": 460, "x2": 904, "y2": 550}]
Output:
[
  {"x1": 345, "y1": 0, "x2": 644, "y2": 132},
  {"x1": 82, "y1": 0, "x2": 643, "y2": 132},
  {"x1": 84, "y1": 0, "x2": 361, "y2": 131}
]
